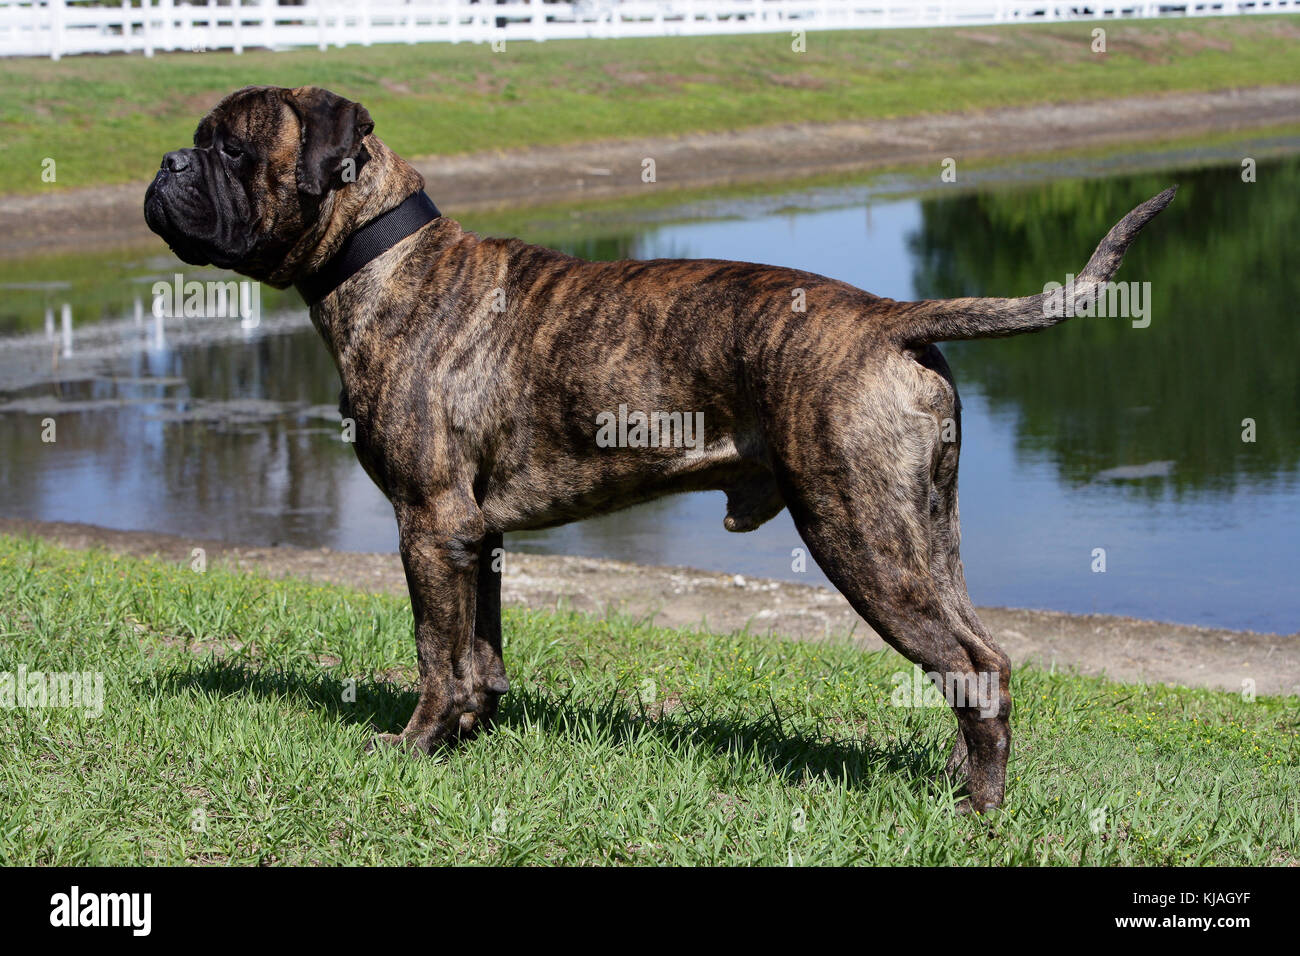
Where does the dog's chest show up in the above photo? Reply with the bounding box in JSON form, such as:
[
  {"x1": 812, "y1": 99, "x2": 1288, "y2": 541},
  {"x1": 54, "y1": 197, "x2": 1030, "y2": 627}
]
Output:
[{"x1": 334, "y1": 346, "x2": 488, "y2": 501}]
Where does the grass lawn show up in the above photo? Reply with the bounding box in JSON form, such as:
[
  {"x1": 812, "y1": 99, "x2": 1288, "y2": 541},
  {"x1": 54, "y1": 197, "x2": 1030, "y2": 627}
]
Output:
[
  {"x1": 3, "y1": 18, "x2": 1299, "y2": 194},
  {"x1": 0, "y1": 534, "x2": 1295, "y2": 865}
]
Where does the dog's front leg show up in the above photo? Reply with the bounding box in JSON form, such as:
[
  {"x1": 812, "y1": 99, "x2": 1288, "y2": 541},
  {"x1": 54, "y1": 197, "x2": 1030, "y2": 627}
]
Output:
[{"x1": 376, "y1": 493, "x2": 485, "y2": 752}]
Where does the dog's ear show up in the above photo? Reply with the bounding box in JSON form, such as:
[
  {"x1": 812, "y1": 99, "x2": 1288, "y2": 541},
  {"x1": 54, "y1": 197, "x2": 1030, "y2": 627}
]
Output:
[{"x1": 287, "y1": 87, "x2": 374, "y2": 197}]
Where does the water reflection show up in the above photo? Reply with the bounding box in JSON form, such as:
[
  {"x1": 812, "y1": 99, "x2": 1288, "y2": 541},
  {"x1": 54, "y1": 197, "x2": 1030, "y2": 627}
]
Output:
[{"x1": 910, "y1": 167, "x2": 1300, "y2": 495}]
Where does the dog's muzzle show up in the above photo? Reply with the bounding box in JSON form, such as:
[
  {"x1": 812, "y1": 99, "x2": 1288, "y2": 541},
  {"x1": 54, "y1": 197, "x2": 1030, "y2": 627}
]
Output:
[{"x1": 144, "y1": 149, "x2": 225, "y2": 265}]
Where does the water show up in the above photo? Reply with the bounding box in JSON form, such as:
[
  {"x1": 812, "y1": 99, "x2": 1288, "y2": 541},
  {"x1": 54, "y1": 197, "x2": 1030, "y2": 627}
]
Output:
[{"x1": 1, "y1": 154, "x2": 1296, "y2": 634}]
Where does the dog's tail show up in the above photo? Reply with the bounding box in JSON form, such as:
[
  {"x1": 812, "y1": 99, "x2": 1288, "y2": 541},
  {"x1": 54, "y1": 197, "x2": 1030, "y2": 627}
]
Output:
[{"x1": 888, "y1": 186, "x2": 1176, "y2": 347}]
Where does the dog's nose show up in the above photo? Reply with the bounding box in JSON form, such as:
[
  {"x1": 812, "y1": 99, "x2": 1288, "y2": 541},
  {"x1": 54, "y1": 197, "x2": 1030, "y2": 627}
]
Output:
[{"x1": 162, "y1": 150, "x2": 191, "y2": 173}]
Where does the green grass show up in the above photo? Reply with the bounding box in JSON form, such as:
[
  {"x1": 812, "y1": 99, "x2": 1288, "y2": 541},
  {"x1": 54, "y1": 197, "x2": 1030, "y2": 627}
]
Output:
[
  {"x1": 0, "y1": 534, "x2": 1295, "y2": 865},
  {"x1": 3, "y1": 18, "x2": 1300, "y2": 194}
]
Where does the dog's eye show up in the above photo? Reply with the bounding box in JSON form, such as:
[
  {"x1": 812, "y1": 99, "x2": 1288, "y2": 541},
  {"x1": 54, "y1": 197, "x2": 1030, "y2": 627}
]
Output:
[{"x1": 222, "y1": 142, "x2": 243, "y2": 159}]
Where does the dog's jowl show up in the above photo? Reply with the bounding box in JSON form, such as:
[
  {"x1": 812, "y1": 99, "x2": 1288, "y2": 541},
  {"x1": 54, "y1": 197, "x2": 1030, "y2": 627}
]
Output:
[{"x1": 145, "y1": 85, "x2": 1174, "y2": 812}]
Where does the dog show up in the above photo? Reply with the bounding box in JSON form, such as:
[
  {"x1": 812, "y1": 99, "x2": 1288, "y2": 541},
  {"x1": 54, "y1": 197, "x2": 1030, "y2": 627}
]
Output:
[{"x1": 145, "y1": 85, "x2": 1174, "y2": 812}]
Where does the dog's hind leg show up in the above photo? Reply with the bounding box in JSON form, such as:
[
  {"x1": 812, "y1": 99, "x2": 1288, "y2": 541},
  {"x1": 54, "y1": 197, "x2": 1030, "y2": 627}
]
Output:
[
  {"x1": 916, "y1": 347, "x2": 1012, "y2": 795},
  {"x1": 925, "y1": 519, "x2": 1012, "y2": 812},
  {"x1": 766, "y1": 353, "x2": 1011, "y2": 811},
  {"x1": 790, "y1": 506, "x2": 1009, "y2": 811}
]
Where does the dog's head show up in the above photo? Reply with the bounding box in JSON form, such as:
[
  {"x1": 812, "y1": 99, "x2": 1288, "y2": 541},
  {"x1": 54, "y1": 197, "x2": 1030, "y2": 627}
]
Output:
[{"x1": 144, "y1": 85, "x2": 411, "y2": 286}]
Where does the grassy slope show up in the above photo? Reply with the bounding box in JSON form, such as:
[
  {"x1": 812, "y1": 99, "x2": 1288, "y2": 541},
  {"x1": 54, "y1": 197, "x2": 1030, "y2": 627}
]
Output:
[
  {"x1": 0, "y1": 535, "x2": 1295, "y2": 865},
  {"x1": 2, "y1": 18, "x2": 1299, "y2": 194}
]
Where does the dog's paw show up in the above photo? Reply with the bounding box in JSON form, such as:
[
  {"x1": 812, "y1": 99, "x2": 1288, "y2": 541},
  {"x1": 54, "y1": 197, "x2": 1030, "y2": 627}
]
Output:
[
  {"x1": 954, "y1": 795, "x2": 1003, "y2": 816},
  {"x1": 462, "y1": 673, "x2": 509, "y2": 736}
]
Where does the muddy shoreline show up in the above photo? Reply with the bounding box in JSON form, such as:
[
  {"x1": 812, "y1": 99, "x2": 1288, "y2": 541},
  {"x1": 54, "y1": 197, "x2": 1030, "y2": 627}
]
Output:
[
  {"x1": 2, "y1": 85, "x2": 1298, "y2": 257},
  {"x1": 3, "y1": 516, "x2": 1295, "y2": 696}
]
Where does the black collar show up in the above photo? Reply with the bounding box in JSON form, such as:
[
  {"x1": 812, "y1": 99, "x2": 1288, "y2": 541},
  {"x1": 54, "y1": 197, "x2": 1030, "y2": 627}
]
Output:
[{"x1": 295, "y1": 190, "x2": 440, "y2": 307}]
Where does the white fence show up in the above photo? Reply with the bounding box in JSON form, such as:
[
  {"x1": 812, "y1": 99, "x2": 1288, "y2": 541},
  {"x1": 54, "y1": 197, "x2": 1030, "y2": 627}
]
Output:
[{"x1": 1, "y1": 0, "x2": 1296, "y2": 58}]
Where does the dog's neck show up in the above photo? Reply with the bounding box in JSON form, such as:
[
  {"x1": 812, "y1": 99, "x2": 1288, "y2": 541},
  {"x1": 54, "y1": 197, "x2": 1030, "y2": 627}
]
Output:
[
  {"x1": 297, "y1": 145, "x2": 467, "y2": 368},
  {"x1": 267, "y1": 136, "x2": 425, "y2": 290},
  {"x1": 305, "y1": 214, "x2": 467, "y2": 397},
  {"x1": 294, "y1": 189, "x2": 440, "y2": 307}
]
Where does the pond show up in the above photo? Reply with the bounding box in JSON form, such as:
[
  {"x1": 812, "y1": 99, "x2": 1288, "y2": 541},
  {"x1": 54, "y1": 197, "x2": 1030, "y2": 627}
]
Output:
[{"x1": 1, "y1": 148, "x2": 1296, "y2": 634}]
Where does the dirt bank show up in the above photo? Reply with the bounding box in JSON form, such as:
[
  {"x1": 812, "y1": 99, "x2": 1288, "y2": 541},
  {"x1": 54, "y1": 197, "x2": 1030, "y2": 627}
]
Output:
[
  {"x1": 3, "y1": 85, "x2": 1298, "y2": 257},
  {"x1": 2, "y1": 516, "x2": 1294, "y2": 697}
]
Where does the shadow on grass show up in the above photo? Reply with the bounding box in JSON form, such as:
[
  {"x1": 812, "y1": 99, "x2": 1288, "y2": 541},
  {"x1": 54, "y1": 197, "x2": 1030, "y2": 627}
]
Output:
[{"x1": 152, "y1": 657, "x2": 948, "y2": 794}]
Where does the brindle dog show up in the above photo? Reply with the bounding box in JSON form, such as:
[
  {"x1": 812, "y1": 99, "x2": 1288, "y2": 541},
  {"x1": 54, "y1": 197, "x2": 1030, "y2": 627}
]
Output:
[{"x1": 145, "y1": 86, "x2": 1175, "y2": 812}]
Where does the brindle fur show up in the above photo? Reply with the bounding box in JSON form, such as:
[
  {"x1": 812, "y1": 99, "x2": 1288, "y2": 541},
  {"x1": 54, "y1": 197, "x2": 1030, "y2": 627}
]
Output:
[{"x1": 145, "y1": 86, "x2": 1175, "y2": 812}]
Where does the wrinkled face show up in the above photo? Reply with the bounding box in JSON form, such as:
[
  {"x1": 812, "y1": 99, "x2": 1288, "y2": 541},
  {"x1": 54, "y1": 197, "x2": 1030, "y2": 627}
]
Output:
[{"x1": 143, "y1": 85, "x2": 373, "y2": 280}]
